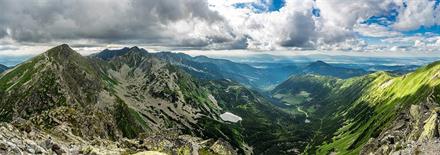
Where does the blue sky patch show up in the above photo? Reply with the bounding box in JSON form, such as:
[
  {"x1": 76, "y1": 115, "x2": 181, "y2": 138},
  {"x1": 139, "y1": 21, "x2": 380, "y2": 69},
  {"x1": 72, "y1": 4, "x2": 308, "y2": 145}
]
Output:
[
  {"x1": 233, "y1": 0, "x2": 285, "y2": 13},
  {"x1": 362, "y1": 8, "x2": 398, "y2": 26},
  {"x1": 268, "y1": 0, "x2": 285, "y2": 11},
  {"x1": 312, "y1": 8, "x2": 320, "y2": 17},
  {"x1": 403, "y1": 25, "x2": 440, "y2": 35}
]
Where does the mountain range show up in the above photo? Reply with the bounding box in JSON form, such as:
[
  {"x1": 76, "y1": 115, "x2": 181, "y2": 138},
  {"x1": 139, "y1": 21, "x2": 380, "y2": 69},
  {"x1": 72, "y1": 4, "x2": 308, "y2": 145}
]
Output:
[
  {"x1": 1, "y1": 44, "x2": 440, "y2": 154},
  {"x1": 0, "y1": 45, "x2": 242, "y2": 154},
  {"x1": 0, "y1": 64, "x2": 8, "y2": 73},
  {"x1": 94, "y1": 48, "x2": 373, "y2": 91}
]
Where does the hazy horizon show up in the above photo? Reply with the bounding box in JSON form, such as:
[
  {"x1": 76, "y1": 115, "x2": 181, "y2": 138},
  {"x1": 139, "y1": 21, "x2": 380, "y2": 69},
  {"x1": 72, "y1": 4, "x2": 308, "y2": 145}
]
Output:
[{"x1": 2, "y1": 44, "x2": 440, "y2": 67}]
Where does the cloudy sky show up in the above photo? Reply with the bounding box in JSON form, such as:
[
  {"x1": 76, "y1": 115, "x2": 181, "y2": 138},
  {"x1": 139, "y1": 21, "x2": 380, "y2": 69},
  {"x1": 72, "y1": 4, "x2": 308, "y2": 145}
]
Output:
[{"x1": 1, "y1": 0, "x2": 440, "y2": 63}]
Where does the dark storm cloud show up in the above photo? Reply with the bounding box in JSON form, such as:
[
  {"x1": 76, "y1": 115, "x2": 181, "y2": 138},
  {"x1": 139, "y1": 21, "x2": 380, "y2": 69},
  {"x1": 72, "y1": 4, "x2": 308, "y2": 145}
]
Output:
[
  {"x1": 3, "y1": 0, "x2": 427, "y2": 52},
  {"x1": 280, "y1": 13, "x2": 316, "y2": 47},
  {"x1": 0, "y1": 29, "x2": 6, "y2": 38},
  {"x1": 131, "y1": 0, "x2": 223, "y2": 23},
  {"x1": 0, "y1": 0, "x2": 226, "y2": 46}
]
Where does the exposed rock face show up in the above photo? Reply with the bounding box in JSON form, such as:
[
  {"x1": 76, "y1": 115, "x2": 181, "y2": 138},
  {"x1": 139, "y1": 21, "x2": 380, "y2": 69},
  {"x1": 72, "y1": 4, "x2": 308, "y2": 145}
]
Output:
[
  {"x1": 392, "y1": 140, "x2": 440, "y2": 155},
  {"x1": 0, "y1": 122, "x2": 124, "y2": 155},
  {"x1": 0, "y1": 121, "x2": 237, "y2": 155},
  {"x1": 0, "y1": 45, "x2": 240, "y2": 154},
  {"x1": 360, "y1": 94, "x2": 440, "y2": 155},
  {"x1": 102, "y1": 51, "x2": 221, "y2": 133},
  {"x1": 134, "y1": 151, "x2": 167, "y2": 155},
  {"x1": 210, "y1": 139, "x2": 237, "y2": 155}
]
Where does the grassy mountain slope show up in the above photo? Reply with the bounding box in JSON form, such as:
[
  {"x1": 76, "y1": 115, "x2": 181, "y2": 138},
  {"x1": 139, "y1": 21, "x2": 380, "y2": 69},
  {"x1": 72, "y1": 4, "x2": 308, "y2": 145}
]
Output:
[
  {"x1": 274, "y1": 61, "x2": 440, "y2": 154},
  {"x1": 314, "y1": 62, "x2": 440, "y2": 154},
  {"x1": 0, "y1": 45, "x2": 243, "y2": 154},
  {"x1": 0, "y1": 44, "x2": 104, "y2": 124},
  {"x1": 272, "y1": 62, "x2": 440, "y2": 154}
]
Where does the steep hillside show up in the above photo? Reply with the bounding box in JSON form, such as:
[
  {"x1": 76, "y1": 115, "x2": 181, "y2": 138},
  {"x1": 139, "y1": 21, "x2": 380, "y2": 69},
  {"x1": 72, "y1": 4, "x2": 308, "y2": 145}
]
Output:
[
  {"x1": 0, "y1": 45, "x2": 242, "y2": 154},
  {"x1": 0, "y1": 44, "x2": 105, "y2": 124},
  {"x1": 314, "y1": 62, "x2": 440, "y2": 154},
  {"x1": 274, "y1": 61, "x2": 440, "y2": 154}
]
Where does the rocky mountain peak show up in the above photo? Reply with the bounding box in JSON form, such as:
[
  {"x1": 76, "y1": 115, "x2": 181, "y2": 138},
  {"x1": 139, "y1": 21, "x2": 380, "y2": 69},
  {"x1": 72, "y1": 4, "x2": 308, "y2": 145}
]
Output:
[
  {"x1": 92, "y1": 46, "x2": 148, "y2": 61},
  {"x1": 46, "y1": 44, "x2": 79, "y2": 58},
  {"x1": 42, "y1": 44, "x2": 92, "y2": 69},
  {"x1": 129, "y1": 46, "x2": 140, "y2": 51},
  {"x1": 126, "y1": 46, "x2": 148, "y2": 56}
]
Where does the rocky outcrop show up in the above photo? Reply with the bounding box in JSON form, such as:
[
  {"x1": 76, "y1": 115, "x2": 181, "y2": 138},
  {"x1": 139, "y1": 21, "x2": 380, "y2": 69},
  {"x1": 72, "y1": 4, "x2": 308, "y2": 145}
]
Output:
[
  {"x1": 210, "y1": 139, "x2": 237, "y2": 155},
  {"x1": 361, "y1": 96, "x2": 440, "y2": 155},
  {"x1": 0, "y1": 121, "x2": 237, "y2": 155},
  {"x1": 0, "y1": 122, "x2": 124, "y2": 155}
]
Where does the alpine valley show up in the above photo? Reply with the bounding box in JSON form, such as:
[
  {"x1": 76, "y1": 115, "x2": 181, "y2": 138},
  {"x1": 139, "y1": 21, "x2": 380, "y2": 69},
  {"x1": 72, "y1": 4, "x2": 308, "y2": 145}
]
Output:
[{"x1": 1, "y1": 44, "x2": 440, "y2": 155}]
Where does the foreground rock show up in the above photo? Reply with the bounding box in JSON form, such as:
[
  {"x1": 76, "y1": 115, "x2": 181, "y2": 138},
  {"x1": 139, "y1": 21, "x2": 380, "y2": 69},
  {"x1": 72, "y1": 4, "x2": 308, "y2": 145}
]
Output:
[{"x1": 0, "y1": 122, "x2": 237, "y2": 155}]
